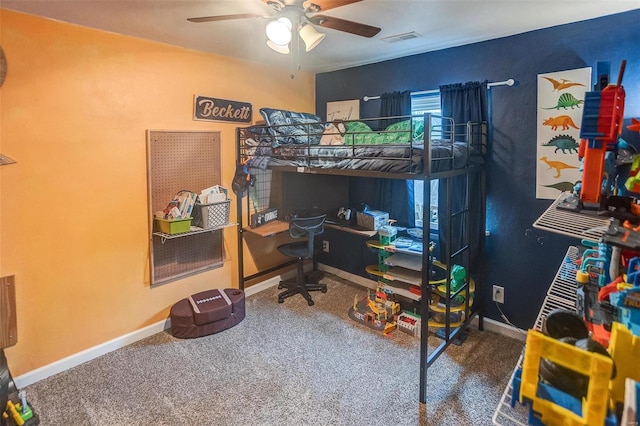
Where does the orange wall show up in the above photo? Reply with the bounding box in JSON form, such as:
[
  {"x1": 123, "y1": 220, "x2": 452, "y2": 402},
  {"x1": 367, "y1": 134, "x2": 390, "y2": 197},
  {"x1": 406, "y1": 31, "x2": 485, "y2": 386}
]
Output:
[{"x1": 0, "y1": 9, "x2": 315, "y2": 376}]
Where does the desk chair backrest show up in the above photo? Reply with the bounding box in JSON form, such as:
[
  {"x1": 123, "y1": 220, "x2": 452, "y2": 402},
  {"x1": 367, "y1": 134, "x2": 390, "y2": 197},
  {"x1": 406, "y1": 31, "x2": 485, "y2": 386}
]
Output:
[{"x1": 289, "y1": 214, "x2": 326, "y2": 258}]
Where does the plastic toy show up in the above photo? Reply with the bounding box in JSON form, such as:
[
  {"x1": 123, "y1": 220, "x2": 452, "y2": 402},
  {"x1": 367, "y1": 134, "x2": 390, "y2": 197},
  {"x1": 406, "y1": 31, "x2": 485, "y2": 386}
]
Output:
[
  {"x1": 576, "y1": 264, "x2": 616, "y2": 348},
  {"x1": 608, "y1": 273, "x2": 640, "y2": 336},
  {"x1": 574, "y1": 238, "x2": 618, "y2": 348},
  {"x1": 607, "y1": 322, "x2": 640, "y2": 414},
  {"x1": 579, "y1": 60, "x2": 626, "y2": 205},
  {"x1": 2, "y1": 391, "x2": 35, "y2": 426},
  {"x1": 514, "y1": 330, "x2": 616, "y2": 426},
  {"x1": 348, "y1": 288, "x2": 400, "y2": 334},
  {"x1": 397, "y1": 311, "x2": 421, "y2": 337}
]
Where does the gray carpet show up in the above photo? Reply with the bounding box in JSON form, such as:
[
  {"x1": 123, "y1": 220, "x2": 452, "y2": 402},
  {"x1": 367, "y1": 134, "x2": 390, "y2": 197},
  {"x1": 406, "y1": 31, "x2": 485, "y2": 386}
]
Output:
[{"x1": 24, "y1": 275, "x2": 524, "y2": 425}]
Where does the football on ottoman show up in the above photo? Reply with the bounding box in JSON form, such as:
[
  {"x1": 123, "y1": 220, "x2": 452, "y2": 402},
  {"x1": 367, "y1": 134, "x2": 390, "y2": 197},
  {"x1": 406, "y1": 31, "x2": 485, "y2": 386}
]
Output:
[{"x1": 170, "y1": 288, "x2": 245, "y2": 339}]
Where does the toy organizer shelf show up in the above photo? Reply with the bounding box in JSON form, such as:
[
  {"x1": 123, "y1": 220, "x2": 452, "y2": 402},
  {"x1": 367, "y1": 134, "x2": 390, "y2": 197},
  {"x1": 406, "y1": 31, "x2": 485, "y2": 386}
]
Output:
[
  {"x1": 533, "y1": 191, "x2": 610, "y2": 243},
  {"x1": 153, "y1": 222, "x2": 235, "y2": 242},
  {"x1": 492, "y1": 245, "x2": 579, "y2": 425},
  {"x1": 494, "y1": 190, "x2": 614, "y2": 425}
]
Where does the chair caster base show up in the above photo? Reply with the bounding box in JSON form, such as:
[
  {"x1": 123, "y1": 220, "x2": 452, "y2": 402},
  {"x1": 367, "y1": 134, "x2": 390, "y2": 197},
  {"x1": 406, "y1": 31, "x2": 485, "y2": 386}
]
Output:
[{"x1": 277, "y1": 279, "x2": 327, "y2": 306}]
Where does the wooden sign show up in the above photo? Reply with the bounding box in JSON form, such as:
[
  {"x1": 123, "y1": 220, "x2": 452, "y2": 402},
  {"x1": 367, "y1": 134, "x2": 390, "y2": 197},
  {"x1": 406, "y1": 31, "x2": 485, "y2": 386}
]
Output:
[{"x1": 194, "y1": 95, "x2": 252, "y2": 123}]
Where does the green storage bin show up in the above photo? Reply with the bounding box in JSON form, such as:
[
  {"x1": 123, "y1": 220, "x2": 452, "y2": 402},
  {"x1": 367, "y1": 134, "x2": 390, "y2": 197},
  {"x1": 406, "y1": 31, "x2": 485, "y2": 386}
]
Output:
[{"x1": 155, "y1": 218, "x2": 192, "y2": 235}]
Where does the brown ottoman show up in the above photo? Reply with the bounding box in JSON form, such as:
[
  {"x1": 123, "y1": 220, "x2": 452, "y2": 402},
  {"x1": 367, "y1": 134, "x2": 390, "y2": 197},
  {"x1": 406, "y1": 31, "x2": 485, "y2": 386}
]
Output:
[{"x1": 170, "y1": 288, "x2": 245, "y2": 339}]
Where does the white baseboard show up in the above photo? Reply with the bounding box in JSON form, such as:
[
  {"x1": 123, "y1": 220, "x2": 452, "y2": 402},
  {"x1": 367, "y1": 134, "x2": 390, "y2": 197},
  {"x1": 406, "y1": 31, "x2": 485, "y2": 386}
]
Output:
[
  {"x1": 14, "y1": 265, "x2": 523, "y2": 388},
  {"x1": 14, "y1": 272, "x2": 292, "y2": 389},
  {"x1": 475, "y1": 317, "x2": 526, "y2": 342},
  {"x1": 14, "y1": 319, "x2": 171, "y2": 388}
]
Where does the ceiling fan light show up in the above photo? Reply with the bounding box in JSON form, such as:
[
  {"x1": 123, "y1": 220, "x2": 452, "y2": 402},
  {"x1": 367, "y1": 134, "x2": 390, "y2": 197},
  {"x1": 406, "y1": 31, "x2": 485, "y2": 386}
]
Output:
[
  {"x1": 266, "y1": 39, "x2": 290, "y2": 54},
  {"x1": 299, "y1": 23, "x2": 325, "y2": 52},
  {"x1": 266, "y1": 17, "x2": 292, "y2": 46}
]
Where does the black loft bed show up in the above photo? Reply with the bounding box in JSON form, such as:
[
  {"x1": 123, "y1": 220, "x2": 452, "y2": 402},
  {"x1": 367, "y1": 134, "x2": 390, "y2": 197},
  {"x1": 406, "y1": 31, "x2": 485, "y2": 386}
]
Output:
[{"x1": 235, "y1": 108, "x2": 487, "y2": 404}]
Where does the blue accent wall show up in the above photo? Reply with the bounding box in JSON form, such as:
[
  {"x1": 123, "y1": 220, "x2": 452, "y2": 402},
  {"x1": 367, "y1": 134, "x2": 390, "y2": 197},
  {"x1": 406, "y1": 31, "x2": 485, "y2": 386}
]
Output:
[{"x1": 314, "y1": 10, "x2": 640, "y2": 328}]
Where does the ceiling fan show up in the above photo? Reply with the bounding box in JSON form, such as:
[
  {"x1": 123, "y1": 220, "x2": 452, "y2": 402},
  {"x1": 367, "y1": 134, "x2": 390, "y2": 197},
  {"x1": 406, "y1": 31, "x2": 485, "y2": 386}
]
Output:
[{"x1": 187, "y1": 0, "x2": 381, "y2": 54}]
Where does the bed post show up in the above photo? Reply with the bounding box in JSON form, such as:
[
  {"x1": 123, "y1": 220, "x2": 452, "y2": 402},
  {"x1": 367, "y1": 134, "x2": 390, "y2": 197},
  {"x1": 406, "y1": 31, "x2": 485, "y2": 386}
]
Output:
[{"x1": 419, "y1": 112, "x2": 432, "y2": 404}]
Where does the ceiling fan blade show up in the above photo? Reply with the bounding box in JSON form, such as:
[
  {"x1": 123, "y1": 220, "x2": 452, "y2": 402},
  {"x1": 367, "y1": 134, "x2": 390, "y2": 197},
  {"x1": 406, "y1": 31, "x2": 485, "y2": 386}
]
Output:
[
  {"x1": 303, "y1": 0, "x2": 362, "y2": 12},
  {"x1": 309, "y1": 15, "x2": 380, "y2": 38},
  {"x1": 187, "y1": 13, "x2": 266, "y2": 23}
]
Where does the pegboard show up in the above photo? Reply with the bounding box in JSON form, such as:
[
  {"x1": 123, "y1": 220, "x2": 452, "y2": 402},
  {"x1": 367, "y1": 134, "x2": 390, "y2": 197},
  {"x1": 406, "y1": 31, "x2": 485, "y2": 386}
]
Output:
[{"x1": 147, "y1": 130, "x2": 223, "y2": 285}]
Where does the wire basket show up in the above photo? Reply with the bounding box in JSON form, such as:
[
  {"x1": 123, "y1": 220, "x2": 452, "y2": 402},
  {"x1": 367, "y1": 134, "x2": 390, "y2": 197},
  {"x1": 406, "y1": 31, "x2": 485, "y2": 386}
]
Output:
[{"x1": 192, "y1": 200, "x2": 230, "y2": 229}]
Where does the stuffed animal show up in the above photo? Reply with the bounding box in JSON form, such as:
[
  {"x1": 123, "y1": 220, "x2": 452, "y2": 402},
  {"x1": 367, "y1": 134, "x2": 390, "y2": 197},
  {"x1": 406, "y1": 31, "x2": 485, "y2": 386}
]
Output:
[{"x1": 319, "y1": 121, "x2": 346, "y2": 145}]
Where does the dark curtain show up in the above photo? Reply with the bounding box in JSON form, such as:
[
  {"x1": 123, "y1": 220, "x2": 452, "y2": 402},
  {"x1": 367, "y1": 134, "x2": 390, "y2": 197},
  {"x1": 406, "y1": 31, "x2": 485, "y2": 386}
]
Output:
[
  {"x1": 357, "y1": 90, "x2": 414, "y2": 226},
  {"x1": 438, "y1": 81, "x2": 488, "y2": 273},
  {"x1": 379, "y1": 90, "x2": 411, "y2": 130}
]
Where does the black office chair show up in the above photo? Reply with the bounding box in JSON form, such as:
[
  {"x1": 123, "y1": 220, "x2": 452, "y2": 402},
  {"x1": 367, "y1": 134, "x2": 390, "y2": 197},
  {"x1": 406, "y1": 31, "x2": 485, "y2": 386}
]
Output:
[{"x1": 277, "y1": 214, "x2": 327, "y2": 306}]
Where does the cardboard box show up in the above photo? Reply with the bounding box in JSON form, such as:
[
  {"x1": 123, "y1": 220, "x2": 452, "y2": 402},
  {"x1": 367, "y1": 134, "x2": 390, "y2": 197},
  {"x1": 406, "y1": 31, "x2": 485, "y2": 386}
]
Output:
[{"x1": 357, "y1": 210, "x2": 389, "y2": 230}]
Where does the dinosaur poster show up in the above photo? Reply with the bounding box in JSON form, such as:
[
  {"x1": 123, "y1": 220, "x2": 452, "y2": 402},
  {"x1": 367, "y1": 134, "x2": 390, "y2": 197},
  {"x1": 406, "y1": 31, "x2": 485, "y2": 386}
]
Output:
[{"x1": 536, "y1": 67, "x2": 591, "y2": 199}]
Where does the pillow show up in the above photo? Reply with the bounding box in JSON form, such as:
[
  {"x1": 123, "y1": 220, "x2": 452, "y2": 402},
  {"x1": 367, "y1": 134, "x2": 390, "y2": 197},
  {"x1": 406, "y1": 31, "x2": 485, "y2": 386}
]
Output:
[
  {"x1": 381, "y1": 120, "x2": 411, "y2": 144},
  {"x1": 381, "y1": 119, "x2": 426, "y2": 144},
  {"x1": 319, "y1": 121, "x2": 346, "y2": 145},
  {"x1": 343, "y1": 121, "x2": 376, "y2": 145},
  {"x1": 259, "y1": 108, "x2": 324, "y2": 147},
  {"x1": 411, "y1": 118, "x2": 425, "y2": 141}
]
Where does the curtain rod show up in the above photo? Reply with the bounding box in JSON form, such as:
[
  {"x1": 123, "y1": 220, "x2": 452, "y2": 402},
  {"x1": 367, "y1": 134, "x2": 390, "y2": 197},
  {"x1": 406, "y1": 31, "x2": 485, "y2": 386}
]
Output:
[{"x1": 362, "y1": 78, "x2": 515, "y2": 101}]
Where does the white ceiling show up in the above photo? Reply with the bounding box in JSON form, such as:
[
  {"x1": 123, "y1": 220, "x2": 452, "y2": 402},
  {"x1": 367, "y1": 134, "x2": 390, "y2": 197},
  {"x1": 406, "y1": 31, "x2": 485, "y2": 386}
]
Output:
[{"x1": 2, "y1": 0, "x2": 639, "y2": 74}]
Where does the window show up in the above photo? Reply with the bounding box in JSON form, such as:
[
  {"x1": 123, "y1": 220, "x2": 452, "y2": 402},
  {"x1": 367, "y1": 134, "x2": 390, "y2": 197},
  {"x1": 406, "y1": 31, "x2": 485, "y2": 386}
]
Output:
[{"x1": 411, "y1": 91, "x2": 441, "y2": 230}]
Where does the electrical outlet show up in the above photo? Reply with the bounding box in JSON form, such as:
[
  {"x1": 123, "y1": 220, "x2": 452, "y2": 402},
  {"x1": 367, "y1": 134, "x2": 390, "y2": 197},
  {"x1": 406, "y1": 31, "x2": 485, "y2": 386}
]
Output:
[
  {"x1": 322, "y1": 240, "x2": 329, "y2": 253},
  {"x1": 493, "y1": 285, "x2": 504, "y2": 304}
]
